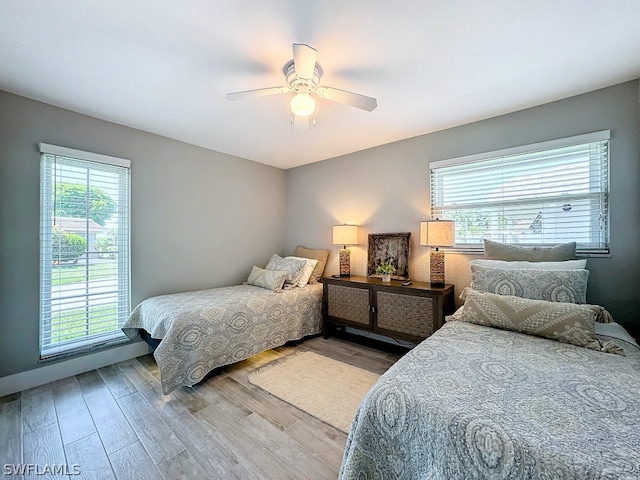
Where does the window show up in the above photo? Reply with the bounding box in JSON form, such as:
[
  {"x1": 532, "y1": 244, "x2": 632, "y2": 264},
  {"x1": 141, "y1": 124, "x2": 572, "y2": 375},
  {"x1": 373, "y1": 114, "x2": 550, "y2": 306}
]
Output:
[
  {"x1": 430, "y1": 131, "x2": 609, "y2": 254},
  {"x1": 39, "y1": 143, "x2": 130, "y2": 359}
]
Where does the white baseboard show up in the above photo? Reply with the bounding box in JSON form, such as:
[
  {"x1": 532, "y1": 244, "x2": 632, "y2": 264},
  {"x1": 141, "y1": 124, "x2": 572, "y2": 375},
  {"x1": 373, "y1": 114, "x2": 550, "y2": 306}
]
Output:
[{"x1": 0, "y1": 341, "x2": 152, "y2": 397}]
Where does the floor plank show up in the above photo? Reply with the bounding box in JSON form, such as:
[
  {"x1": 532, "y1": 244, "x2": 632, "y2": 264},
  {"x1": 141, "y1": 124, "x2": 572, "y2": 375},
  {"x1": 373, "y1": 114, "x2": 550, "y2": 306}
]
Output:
[
  {"x1": 22, "y1": 423, "x2": 66, "y2": 479},
  {"x1": 108, "y1": 441, "x2": 163, "y2": 480},
  {"x1": 116, "y1": 392, "x2": 184, "y2": 465},
  {"x1": 0, "y1": 396, "x2": 22, "y2": 479},
  {"x1": 156, "y1": 450, "x2": 208, "y2": 480},
  {"x1": 97, "y1": 364, "x2": 138, "y2": 399},
  {"x1": 240, "y1": 412, "x2": 337, "y2": 480},
  {"x1": 117, "y1": 358, "x2": 169, "y2": 407},
  {"x1": 64, "y1": 432, "x2": 115, "y2": 480},
  {"x1": 76, "y1": 371, "x2": 138, "y2": 455},
  {"x1": 50, "y1": 376, "x2": 96, "y2": 445},
  {"x1": 21, "y1": 383, "x2": 56, "y2": 433},
  {"x1": 285, "y1": 417, "x2": 347, "y2": 471},
  {"x1": 196, "y1": 402, "x2": 298, "y2": 480},
  {"x1": 153, "y1": 399, "x2": 238, "y2": 478}
]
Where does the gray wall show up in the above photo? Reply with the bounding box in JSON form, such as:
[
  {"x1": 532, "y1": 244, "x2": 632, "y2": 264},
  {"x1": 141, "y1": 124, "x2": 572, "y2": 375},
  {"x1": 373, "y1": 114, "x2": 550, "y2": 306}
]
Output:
[
  {"x1": 0, "y1": 90, "x2": 286, "y2": 378},
  {"x1": 285, "y1": 80, "x2": 640, "y2": 338},
  {"x1": 2, "y1": 80, "x2": 638, "y2": 380}
]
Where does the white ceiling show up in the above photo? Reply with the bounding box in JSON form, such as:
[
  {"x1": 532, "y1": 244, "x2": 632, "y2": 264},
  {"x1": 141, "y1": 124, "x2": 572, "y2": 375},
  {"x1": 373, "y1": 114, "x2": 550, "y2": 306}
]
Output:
[{"x1": 1, "y1": 1, "x2": 640, "y2": 169}]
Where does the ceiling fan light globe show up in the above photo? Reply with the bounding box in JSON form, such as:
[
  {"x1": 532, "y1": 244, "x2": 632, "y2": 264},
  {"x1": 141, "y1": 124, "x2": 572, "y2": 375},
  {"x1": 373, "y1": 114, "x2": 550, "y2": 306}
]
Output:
[{"x1": 290, "y1": 93, "x2": 315, "y2": 117}]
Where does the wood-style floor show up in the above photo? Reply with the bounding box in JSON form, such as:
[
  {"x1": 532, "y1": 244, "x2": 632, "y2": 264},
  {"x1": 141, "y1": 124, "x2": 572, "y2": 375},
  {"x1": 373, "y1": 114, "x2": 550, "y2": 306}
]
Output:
[{"x1": 0, "y1": 336, "x2": 402, "y2": 479}]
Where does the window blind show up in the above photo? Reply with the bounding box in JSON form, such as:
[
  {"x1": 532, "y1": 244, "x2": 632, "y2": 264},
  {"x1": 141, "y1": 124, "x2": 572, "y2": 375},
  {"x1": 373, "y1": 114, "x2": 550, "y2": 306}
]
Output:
[
  {"x1": 429, "y1": 131, "x2": 609, "y2": 254},
  {"x1": 39, "y1": 143, "x2": 131, "y2": 358}
]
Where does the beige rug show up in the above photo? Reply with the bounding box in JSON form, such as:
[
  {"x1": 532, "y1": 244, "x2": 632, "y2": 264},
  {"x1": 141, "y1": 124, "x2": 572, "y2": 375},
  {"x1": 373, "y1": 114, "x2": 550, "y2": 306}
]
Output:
[{"x1": 248, "y1": 351, "x2": 380, "y2": 434}]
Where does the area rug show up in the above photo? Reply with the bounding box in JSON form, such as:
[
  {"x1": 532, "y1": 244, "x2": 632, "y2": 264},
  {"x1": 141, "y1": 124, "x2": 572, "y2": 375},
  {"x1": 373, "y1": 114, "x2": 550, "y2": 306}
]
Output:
[{"x1": 248, "y1": 351, "x2": 380, "y2": 434}]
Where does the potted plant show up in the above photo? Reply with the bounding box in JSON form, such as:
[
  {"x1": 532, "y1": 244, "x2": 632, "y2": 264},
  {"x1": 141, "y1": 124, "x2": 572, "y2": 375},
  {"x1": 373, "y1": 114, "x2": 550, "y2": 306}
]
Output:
[{"x1": 376, "y1": 262, "x2": 396, "y2": 282}]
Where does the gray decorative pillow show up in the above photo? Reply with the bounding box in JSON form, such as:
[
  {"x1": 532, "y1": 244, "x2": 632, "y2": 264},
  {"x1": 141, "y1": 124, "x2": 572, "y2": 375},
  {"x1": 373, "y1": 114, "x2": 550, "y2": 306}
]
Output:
[
  {"x1": 459, "y1": 288, "x2": 622, "y2": 355},
  {"x1": 483, "y1": 239, "x2": 576, "y2": 261},
  {"x1": 265, "y1": 254, "x2": 307, "y2": 286},
  {"x1": 470, "y1": 263, "x2": 589, "y2": 304},
  {"x1": 246, "y1": 266, "x2": 288, "y2": 291}
]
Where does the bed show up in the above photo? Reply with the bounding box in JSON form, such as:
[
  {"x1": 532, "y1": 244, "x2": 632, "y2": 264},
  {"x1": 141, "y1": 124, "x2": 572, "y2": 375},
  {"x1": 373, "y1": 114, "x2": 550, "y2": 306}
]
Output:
[
  {"x1": 122, "y1": 249, "x2": 328, "y2": 394},
  {"x1": 340, "y1": 242, "x2": 640, "y2": 479},
  {"x1": 340, "y1": 319, "x2": 640, "y2": 479},
  {"x1": 122, "y1": 283, "x2": 323, "y2": 393}
]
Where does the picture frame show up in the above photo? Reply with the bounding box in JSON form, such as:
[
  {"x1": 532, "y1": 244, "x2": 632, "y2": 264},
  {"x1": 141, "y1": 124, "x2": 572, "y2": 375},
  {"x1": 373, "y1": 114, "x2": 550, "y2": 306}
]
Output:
[{"x1": 367, "y1": 232, "x2": 411, "y2": 280}]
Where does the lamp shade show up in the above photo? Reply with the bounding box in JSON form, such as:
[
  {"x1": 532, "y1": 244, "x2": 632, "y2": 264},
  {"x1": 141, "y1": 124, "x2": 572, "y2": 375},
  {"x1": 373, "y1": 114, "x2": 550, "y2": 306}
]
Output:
[
  {"x1": 420, "y1": 220, "x2": 455, "y2": 247},
  {"x1": 332, "y1": 224, "x2": 359, "y2": 246}
]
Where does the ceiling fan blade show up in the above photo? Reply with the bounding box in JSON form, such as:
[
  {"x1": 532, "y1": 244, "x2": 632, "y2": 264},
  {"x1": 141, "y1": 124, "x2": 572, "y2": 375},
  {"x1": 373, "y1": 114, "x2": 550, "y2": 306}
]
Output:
[
  {"x1": 292, "y1": 44, "x2": 317, "y2": 80},
  {"x1": 225, "y1": 86, "x2": 290, "y2": 101},
  {"x1": 316, "y1": 86, "x2": 377, "y2": 111}
]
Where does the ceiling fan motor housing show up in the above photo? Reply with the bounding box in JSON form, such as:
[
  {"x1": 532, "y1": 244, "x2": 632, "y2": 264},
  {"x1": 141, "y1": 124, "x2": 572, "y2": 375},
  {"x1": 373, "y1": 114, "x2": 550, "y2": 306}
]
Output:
[{"x1": 284, "y1": 61, "x2": 322, "y2": 94}]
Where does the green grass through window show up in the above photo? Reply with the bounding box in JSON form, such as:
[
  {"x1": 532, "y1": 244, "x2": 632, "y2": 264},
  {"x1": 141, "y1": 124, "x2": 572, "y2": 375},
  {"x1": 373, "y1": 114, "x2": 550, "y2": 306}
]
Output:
[
  {"x1": 51, "y1": 262, "x2": 117, "y2": 286},
  {"x1": 49, "y1": 305, "x2": 119, "y2": 344}
]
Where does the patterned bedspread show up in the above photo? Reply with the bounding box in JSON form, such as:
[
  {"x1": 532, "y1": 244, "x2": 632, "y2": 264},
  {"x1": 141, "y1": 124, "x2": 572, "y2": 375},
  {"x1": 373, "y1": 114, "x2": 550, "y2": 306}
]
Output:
[
  {"x1": 340, "y1": 321, "x2": 640, "y2": 479},
  {"x1": 122, "y1": 284, "x2": 323, "y2": 394}
]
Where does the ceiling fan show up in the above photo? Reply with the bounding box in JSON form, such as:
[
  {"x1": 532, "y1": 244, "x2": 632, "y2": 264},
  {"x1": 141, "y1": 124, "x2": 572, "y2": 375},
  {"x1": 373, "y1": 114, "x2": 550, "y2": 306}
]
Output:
[{"x1": 225, "y1": 44, "x2": 377, "y2": 129}]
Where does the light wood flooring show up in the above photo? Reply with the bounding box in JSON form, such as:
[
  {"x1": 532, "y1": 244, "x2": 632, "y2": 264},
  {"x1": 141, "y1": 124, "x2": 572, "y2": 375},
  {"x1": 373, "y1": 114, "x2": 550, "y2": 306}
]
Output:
[{"x1": 0, "y1": 336, "x2": 403, "y2": 479}]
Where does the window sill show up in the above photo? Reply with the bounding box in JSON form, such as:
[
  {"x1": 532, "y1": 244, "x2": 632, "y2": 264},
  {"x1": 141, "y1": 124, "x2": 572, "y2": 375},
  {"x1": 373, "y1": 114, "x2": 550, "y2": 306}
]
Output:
[{"x1": 39, "y1": 332, "x2": 130, "y2": 362}]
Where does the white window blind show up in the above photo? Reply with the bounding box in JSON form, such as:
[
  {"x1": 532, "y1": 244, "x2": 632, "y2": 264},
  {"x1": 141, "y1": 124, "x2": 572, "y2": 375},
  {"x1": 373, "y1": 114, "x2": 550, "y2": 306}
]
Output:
[
  {"x1": 430, "y1": 131, "x2": 609, "y2": 254},
  {"x1": 39, "y1": 143, "x2": 131, "y2": 359}
]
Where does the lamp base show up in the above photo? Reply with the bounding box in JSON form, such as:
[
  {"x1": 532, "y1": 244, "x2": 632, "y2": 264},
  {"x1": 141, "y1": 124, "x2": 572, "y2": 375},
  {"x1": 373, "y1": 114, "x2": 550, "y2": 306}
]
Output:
[
  {"x1": 430, "y1": 250, "x2": 445, "y2": 284},
  {"x1": 339, "y1": 248, "x2": 351, "y2": 276}
]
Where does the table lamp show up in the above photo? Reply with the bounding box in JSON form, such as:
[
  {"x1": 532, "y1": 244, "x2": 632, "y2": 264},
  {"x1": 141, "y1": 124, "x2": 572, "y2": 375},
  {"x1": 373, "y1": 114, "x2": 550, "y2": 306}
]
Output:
[
  {"x1": 332, "y1": 224, "x2": 359, "y2": 276},
  {"x1": 420, "y1": 219, "x2": 455, "y2": 284}
]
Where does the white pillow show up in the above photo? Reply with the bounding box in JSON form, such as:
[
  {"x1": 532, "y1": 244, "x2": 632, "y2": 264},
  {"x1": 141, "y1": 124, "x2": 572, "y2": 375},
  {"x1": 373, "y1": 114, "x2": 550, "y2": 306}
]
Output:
[
  {"x1": 470, "y1": 259, "x2": 587, "y2": 270},
  {"x1": 285, "y1": 256, "x2": 319, "y2": 287}
]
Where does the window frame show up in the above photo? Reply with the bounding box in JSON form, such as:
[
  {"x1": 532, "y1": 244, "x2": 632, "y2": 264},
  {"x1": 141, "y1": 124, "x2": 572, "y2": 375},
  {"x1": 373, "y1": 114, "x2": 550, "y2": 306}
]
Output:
[
  {"x1": 429, "y1": 130, "x2": 610, "y2": 256},
  {"x1": 39, "y1": 143, "x2": 131, "y2": 360}
]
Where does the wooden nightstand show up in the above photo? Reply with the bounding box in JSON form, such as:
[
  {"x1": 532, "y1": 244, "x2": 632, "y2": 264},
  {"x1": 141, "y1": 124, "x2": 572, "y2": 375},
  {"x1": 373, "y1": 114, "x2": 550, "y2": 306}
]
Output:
[{"x1": 322, "y1": 276, "x2": 455, "y2": 344}]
